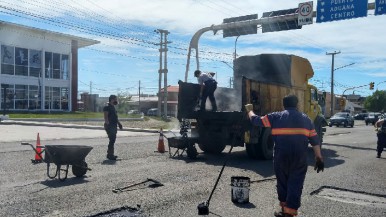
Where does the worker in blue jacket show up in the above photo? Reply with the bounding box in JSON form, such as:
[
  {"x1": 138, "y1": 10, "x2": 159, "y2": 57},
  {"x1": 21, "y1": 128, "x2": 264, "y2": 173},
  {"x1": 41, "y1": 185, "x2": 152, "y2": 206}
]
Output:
[
  {"x1": 375, "y1": 118, "x2": 386, "y2": 158},
  {"x1": 245, "y1": 95, "x2": 324, "y2": 217}
]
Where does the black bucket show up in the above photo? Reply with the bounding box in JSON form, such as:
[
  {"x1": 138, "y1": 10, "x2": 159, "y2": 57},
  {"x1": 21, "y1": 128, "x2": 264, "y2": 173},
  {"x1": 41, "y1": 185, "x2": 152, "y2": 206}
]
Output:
[{"x1": 231, "y1": 176, "x2": 250, "y2": 204}]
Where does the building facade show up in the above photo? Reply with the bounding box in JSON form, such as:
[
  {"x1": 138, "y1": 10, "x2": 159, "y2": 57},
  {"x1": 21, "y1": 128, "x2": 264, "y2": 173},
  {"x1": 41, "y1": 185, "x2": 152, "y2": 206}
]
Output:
[{"x1": 0, "y1": 21, "x2": 98, "y2": 112}]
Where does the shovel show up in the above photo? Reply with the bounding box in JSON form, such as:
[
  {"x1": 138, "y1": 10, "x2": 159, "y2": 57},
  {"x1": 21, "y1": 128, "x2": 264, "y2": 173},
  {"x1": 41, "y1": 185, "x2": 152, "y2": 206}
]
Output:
[{"x1": 112, "y1": 178, "x2": 163, "y2": 193}]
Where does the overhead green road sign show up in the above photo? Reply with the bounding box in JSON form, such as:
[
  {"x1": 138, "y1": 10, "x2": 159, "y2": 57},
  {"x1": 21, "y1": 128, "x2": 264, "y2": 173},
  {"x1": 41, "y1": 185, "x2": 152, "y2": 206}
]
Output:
[
  {"x1": 316, "y1": 0, "x2": 368, "y2": 23},
  {"x1": 375, "y1": 0, "x2": 386, "y2": 15}
]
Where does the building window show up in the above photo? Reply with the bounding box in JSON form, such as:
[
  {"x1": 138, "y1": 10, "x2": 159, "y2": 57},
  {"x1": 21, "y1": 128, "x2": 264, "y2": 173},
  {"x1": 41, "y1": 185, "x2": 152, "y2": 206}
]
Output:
[
  {"x1": 29, "y1": 85, "x2": 41, "y2": 110},
  {"x1": 1, "y1": 45, "x2": 14, "y2": 75},
  {"x1": 45, "y1": 52, "x2": 52, "y2": 78},
  {"x1": 53, "y1": 87, "x2": 60, "y2": 109},
  {"x1": 53, "y1": 53, "x2": 60, "y2": 79},
  {"x1": 29, "y1": 50, "x2": 42, "y2": 77},
  {"x1": 1, "y1": 84, "x2": 15, "y2": 110},
  {"x1": 61, "y1": 88, "x2": 69, "y2": 110},
  {"x1": 14, "y1": 85, "x2": 28, "y2": 109},
  {"x1": 45, "y1": 86, "x2": 61, "y2": 110},
  {"x1": 15, "y1": 47, "x2": 28, "y2": 76},
  {"x1": 61, "y1": 55, "x2": 69, "y2": 80}
]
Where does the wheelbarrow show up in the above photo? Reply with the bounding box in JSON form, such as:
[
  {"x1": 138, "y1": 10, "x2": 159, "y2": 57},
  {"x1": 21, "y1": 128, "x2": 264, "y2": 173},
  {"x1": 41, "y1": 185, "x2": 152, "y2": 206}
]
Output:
[
  {"x1": 167, "y1": 136, "x2": 199, "y2": 159},
  {"x1": 21, "y1": 142, "x2": 93, "y2": 181},
  {"x1": 163, "y1": 119, "x2": 199, "y2": 159}
]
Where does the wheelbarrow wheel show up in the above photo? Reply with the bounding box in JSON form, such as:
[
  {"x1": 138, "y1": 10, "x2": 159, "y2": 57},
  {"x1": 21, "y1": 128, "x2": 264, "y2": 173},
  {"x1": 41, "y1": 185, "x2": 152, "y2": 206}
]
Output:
[{"x1": 72, "y1": 161, "x2": 88, "y2": 178}]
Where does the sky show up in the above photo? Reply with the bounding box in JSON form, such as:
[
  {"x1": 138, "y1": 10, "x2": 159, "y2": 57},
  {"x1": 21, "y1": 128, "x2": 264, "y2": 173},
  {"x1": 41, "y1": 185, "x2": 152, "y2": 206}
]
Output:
[{"x1": 0, "y1": 0, "x2": 386, "y2": 97}]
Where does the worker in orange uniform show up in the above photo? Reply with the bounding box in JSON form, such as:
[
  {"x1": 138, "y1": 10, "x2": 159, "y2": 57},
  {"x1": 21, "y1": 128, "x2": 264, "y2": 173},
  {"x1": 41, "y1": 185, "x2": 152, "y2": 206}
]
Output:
[{"x1": 245, "y1": 95, "x2": 324, "y2": 217}]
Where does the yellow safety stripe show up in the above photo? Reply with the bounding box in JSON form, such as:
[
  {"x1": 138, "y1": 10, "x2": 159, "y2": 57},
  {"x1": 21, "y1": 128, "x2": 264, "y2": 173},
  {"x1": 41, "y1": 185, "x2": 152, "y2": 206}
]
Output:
[
  {"x1": 272, "y1": 128, "x2": 317, "y2": 138},
  {"x1": 261, "y1": 115, "x2": 271, "y2": 127}
]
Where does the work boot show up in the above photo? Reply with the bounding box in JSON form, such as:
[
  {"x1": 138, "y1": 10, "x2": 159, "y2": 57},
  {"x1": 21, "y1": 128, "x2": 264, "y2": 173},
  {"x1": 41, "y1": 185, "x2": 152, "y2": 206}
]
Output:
[
  {"x1": 274, "y1": 211, "x2": 285, "y2": 217},
  {"x1": 377, "y1": 153, "x2": 381, "y2": 158},
  {"x1": 106, "y1": 154, "x2": 118, "y2": 160}
]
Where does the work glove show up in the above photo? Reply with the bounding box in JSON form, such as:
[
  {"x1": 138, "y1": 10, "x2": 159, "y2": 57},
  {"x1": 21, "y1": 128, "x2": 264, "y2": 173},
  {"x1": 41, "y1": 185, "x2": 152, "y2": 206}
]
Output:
[
  {"x1": 244, "y1": 104, "x2": 253, "y2": 113},
  {"x1": 118, "y1": 123, "x2": 123, "y2": 130},
  {"x1": 314, "y1": 157, "x2": 324, "y2": 173}
]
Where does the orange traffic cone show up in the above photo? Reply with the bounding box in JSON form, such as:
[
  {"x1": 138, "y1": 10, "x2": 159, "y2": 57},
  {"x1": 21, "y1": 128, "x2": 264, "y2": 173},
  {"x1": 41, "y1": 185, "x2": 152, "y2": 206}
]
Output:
[
  {"x1": 32, "y1": 133, "x2": 43, "y2": 163},
  {"x1": 157, "y1": 128, "x2": 165, "y2": 153}
]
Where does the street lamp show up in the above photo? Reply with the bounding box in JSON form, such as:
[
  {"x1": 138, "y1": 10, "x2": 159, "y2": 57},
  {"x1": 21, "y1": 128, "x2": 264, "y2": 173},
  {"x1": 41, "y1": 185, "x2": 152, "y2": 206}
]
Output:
[
  {"x1": 234, "y1": 35, "x2": 240, "y2": 60},
  {"x1": 377, "y1": 81, "x2": 386, "y2": 90}
]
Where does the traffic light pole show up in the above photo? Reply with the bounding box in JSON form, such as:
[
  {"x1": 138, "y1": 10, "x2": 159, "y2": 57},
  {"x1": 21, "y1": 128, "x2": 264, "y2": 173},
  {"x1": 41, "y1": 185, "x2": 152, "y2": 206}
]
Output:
[{"x1": 342, "y1": 83, "x2": 372, "y2": 96}]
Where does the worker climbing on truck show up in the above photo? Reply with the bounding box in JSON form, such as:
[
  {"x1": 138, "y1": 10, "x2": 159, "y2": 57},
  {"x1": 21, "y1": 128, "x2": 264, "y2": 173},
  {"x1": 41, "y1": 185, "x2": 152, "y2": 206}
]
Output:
[
  {"x1": 245, "y1": 95, "x2": 324, "y2": 217},
  {"x1": 194, "y1": 69, "x2": 217, "y2": 112}
]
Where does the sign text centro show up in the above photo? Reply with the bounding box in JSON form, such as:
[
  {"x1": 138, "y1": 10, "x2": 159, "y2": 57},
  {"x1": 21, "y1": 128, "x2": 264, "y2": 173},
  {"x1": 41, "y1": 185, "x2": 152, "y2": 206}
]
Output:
[{"x1": 316, "y1": 0, "x2": 368, "y2": 23}]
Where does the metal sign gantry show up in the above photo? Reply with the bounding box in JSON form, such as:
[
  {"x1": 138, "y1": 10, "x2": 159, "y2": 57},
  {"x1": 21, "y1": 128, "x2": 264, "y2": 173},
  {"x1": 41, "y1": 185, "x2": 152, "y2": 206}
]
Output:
[{"x1": 184, "y1": 2, "x2": 376, "y2": 82}]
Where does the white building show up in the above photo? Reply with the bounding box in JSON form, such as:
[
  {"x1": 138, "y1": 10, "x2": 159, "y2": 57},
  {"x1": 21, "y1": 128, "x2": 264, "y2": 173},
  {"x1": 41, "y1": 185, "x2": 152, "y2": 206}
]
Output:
[{"x1": 0, "y1": 20, "x2": 99, "y2": 112}]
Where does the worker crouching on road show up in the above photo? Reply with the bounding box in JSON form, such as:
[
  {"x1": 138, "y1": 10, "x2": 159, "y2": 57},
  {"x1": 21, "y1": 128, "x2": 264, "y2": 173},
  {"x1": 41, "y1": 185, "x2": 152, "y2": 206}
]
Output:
[
  {"x1": 103, "y1": 95, "x2": 123, "y2": 160},
  {"x1": 194, "y1": 70, "x2": 217, "y2": 112},
  {"x1": 245, "y1": 95, "x2": 324, "y2": 217},
  {"x1": 375, "y1": 117, "x2": 386, "y2": 158}
]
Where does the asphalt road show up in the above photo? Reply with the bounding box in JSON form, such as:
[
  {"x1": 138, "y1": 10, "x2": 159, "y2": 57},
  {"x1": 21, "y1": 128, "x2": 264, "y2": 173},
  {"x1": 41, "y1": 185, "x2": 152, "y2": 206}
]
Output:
[{"x1": 0, "y1": 120, "x2": 385, "y2": 217}]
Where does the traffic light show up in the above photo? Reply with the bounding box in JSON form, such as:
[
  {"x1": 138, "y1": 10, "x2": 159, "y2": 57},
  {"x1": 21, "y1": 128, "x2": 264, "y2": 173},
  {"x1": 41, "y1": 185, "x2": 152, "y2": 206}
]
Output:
[{"x1": 369, "y1": 82, "x2": 374, "y2": 90}]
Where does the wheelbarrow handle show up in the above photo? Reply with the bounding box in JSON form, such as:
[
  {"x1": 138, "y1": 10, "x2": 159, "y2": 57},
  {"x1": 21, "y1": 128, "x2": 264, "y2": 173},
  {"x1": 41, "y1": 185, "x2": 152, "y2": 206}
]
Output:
[
  {"x1": 21, "y1": 142, "x2": 45, "y2": 148},
  {"x1": 21, "y1": 142, "x2": 45, "y2": 162}
]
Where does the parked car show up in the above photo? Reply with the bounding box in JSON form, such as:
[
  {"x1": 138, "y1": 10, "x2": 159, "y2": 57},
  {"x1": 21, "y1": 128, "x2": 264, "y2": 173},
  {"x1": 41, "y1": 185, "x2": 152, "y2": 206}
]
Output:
[
  {"x1": 147, "y1": 108, "x2": 158, "y2": 116},
  {"x1": 354, "y1": 113, "x2": 368, "y2": 120},
  {"x1": 127, "y1": 109, "x2": 140, "y2": 115},
  {"x1": 328, "y1": 112, "x2": 355, "y2": 127},
  {"x1": 365, "y1": 112, "x2": 382, "y2": 125}
]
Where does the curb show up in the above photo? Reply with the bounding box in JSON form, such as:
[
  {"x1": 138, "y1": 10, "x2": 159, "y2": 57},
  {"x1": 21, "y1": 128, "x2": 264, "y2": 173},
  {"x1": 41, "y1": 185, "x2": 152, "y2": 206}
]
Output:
[{"x1": 0, "y1": 120, "x2": 160, "y2": 134}]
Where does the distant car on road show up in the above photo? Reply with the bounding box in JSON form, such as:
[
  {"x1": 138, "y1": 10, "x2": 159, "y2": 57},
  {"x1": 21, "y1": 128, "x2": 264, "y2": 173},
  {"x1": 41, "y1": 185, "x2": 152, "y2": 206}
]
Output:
[
  {"x1": 329, "y1": 112, "x2": 355, "y2": 128},
  {"x1": 365, "y1": 112, "x2": 382, "y2": 125},
  {"x1": 354, "y1": 113, "x2": 368, "y2": 120},
  {"x1": 147, "y1": 108, "x2": 158, "y2": 116},
  {"x1": 127, "y1": 110, "x2": 141, "y2": 115}
]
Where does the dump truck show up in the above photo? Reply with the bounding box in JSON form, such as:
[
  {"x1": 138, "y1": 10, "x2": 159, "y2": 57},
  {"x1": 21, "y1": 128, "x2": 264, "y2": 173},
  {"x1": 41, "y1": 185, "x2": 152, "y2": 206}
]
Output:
[{"x1": 177, "y1": 54, "x2": 327, "y2": 160}]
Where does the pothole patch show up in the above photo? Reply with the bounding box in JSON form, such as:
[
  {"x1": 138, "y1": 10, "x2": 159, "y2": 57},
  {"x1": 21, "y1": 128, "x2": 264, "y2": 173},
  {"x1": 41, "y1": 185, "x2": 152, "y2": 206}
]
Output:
[
  {"x1": 87, "y1": 206, "x2": 147, "y2": 217},
  {"x1": 311, "y1": 186, "x2": 386, "y2": 209}
]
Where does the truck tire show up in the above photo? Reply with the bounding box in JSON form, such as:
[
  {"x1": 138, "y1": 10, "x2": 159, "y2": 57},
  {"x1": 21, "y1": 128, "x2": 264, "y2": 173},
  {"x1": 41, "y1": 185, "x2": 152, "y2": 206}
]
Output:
[
  {"x1": 245, "y1": 143, "x2": 257, "y2": 159},
  {"x1": 256, "y1": 128, "x2": 274, "y2": 160},
  {"x1": 198, "y1": 141, "x2": 226, "y2": 154},
  {"x1": 314, "y1": 116, "x2": 326, "y2": 144},
  {"x1": 197, "y1": 126, "x2": 227, "y2": 154}
]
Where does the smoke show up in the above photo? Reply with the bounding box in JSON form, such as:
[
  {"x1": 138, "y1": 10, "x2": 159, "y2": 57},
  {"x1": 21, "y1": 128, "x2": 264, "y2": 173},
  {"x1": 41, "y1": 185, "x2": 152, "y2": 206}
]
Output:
[{"x1": 214, "y1": 86, "x2": 242, "y2": 112}]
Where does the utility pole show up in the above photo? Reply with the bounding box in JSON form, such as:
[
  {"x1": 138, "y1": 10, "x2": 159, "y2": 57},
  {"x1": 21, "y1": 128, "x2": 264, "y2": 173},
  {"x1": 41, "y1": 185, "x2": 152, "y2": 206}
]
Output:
[
  {"x1": 155, "y1": 29, "x2": 170, "y2": 117},
  {"x1": 90, "y1": 81, "x2": 92, "y2": 94},
  {"x1": 326, "y1": 51, "x2": 340, "y2": 117},
  {"x1": 138, "y1": 80, "x2": 141, "y2": 113}
]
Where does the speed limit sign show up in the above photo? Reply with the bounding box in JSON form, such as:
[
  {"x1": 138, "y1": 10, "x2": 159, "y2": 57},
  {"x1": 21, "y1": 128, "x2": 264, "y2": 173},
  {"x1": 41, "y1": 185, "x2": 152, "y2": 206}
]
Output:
[{"x1": 298, "y1": 1, "x2": 314, "y2": 26}]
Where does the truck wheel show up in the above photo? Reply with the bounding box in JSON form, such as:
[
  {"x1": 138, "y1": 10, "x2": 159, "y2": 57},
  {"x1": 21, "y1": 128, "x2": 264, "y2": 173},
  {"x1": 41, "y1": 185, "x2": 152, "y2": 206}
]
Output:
[
  {"x1": 198, "y1": 142, "x2": 226, "y2": 154},
  {"x1": 246, "y1": 143, "x2": 257, "y2": 159},
  {"x1": 256, "y1": 128, "x2": 274, "y2": 160},
  {"x1": 72, "y1": 161, "x2": 88, "y2": 177},
  {"x1": 314, "y1": 122, "x2": 323, "y2": 144},
  {"x1": 344, "y1": 122, "x2": 347, "y2": 128}
]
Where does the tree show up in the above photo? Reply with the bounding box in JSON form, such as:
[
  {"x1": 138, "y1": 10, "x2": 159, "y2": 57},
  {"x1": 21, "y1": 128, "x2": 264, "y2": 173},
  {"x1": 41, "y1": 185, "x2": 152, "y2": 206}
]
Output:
[
  {"x1": 116, "y1": 92, "x2": 132, "y2": 114},
  {"x1": 364, "y1": 90, "x2": 386, "y2": 112}
]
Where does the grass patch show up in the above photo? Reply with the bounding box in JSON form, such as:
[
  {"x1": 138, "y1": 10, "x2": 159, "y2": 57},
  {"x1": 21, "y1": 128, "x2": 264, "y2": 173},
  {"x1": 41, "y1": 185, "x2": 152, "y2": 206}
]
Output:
[{"x1": 9, "y1": 112, "x2": 104, "y2": 119}]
